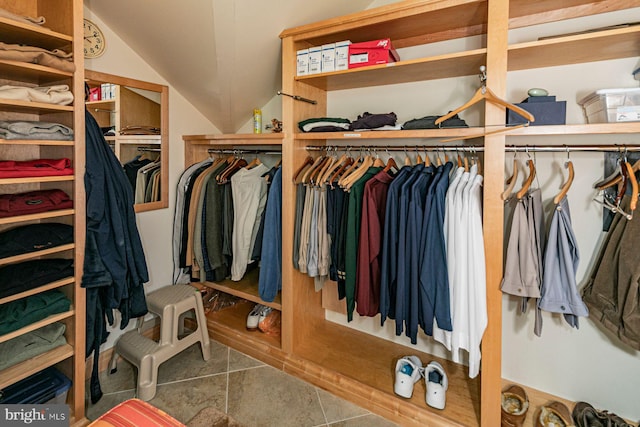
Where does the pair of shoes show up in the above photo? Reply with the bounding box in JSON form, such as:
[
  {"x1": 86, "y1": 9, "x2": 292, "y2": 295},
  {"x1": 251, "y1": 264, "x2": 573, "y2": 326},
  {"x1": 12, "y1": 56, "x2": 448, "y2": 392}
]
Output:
[
  {"x1": 393, "y1": 356, "x2": 448, "y2": 410},
  {"x1": 537, "y1": 401, "x2": 574, "y2": 427},
  {"x1": 246, "y1": 304, "x2": 273, "y2": 330},
  {"x1": 501, "y1": 384, "x2": 529, "y2": 427},
  {"x1": 573, "y1": 401, "x2": 632, "y2": 427}
]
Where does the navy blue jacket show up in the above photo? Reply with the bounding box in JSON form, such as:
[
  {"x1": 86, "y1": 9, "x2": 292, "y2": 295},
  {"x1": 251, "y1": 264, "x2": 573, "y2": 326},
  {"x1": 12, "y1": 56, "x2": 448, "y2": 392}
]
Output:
[{"x1": 83, "y1": 109, "x2": 149, "y2": 403}]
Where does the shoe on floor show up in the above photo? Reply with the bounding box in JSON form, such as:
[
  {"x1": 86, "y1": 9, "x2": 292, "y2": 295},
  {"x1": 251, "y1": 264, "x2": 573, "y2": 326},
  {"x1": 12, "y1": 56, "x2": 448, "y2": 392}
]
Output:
[
  {"x1": 393, "y1": 355, "x2": 423, "y2": 398},
  {"x1": 424, "y1": 361, "x2": 447, "y2": 410},
  {"x1": 258, "y1": 305, "x2": 273, "y2": 325},
  {"x1": 501, "y1": 384, "x2": 529, "y2": 427},
  {"x1": 572, "y1": 401, "x2": 632, "y2": 427},
  {"x1": 537, "y1": 401, "x2": 574, "y2": 427},
  {"x1": 246, "y1": 304, "x2": 265, "y2": 330}
]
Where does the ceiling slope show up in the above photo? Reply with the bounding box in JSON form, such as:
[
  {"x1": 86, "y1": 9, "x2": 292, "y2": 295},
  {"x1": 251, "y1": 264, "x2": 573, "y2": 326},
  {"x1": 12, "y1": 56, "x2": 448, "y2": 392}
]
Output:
[{"x1": 84, "y1": 0, "x2": 374, "y2": 133}]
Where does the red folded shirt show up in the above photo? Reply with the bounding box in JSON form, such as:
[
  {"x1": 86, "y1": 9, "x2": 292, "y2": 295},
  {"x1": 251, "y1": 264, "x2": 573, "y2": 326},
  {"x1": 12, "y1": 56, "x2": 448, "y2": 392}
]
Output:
[
  {"x1": 0, "y1": 158, "x2": 73, "y2": 178},
  {"x1": 0, "y1": 189, "x2": 73, "y2": 218}
]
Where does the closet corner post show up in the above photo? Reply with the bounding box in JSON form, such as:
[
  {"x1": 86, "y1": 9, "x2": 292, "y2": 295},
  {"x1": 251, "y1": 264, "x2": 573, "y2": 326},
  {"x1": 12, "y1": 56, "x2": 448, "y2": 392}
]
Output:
[{"x1": 481, "y1": 0, "x2": 509, "y2": 425}]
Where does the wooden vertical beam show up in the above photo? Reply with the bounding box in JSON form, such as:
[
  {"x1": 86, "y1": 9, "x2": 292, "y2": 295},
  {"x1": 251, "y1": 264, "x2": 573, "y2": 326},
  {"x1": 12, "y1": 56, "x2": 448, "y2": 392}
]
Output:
[{"x1": 482, "y1": 0, "x2": 508, "y2": 425}]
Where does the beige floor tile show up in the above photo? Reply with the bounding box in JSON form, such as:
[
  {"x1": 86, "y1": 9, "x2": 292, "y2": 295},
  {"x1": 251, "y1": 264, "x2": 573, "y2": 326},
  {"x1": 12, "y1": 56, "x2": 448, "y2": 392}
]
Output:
[
  {"x1": 228, "y1": 365, "x2": 326, "y2": 427},
  {"x1": 328, "y1": 414, "x2": 399, "y2": 427},
  {"x1": 228, "y1": 348, "x2": 265, "y2": 371},
  {"x1": 316, "y1": 388, "x2": 369, "y2": 424},
  {"x1": 94, "y1": 359, "x2": 137, "y2": 394},
  {"x1": 156, "y1": 340, "x2": 229, "y2": 384},
  {"x1": 149, "y1": 374, "x2": 228, "y2": 424}
]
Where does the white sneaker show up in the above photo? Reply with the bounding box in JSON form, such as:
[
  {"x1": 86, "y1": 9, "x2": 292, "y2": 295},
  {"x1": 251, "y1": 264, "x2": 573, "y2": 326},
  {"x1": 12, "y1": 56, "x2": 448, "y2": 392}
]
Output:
[
  {"x1": 246, "y1": 304, "x2": 264, "y2": 330},
  {"x1": 424, "y1": 361, "x2": 448, "y2": 410},
  {"x1": 394, "y1": 356, "x2": 423, "y2": 398},
  {"x1": 258, "y1": 305, "x2": 273, "y2": 325}
]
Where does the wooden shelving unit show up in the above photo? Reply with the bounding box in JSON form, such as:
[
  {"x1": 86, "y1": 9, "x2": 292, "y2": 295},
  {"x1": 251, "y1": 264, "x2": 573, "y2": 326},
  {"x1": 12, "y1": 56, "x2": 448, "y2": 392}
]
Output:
[
  {"x1": 276, "y1": 1, "x2": 640, "y2": 426},
  {"x1": 0, "y1": 0, "x2": 85, "y2": 423},
  {"x1": 179, "y1": 2, "x2": 640, "y2": 426}
]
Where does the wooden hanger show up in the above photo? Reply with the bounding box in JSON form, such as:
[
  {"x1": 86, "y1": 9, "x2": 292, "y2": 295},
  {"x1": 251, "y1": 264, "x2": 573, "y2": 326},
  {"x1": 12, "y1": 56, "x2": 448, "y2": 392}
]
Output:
[
  {"x1": 318, "y1": 152, "x2": 347, "y2": 185},
  {"x1": 415, "y1": 147, "x2": 423, "y2": 164},
  {"x1": 626, "y1": 160, "x2": 639, "y2": 213},
  {"x1": 553, "y1": 160, "x2": 574, "y2": 204},
  {"x1": 245, "y1": 155, "x2": 262, "y2": 170},
  {"x1": 301, "y1": 155, "x2": 325, "y2": 184},
  {"x1": 328, "y1": 157, "x2": 354, "y2": 186},
  {"x1": 343, "y1": 154, "x2": 373, "y2": 190},
  {"x1": 293, "y1": 156, "x2": 313, "y2": 183},
  {"x1": 516, "y1": 159, "x2": 536, "y2": 199},
  {"x1": 501, "y1": 158, "x2": 519, "y2": 201},
  {"x1": 403, "y1": 147, "x2": 412, "y2": 166},
  {"x1": 435, "y1": 66, "x2": 535, "y2": 127},
  {"x1": 594, "y1": 158, "x2": 640, "y2": 190},
  {"x1": 383, "y1": 156, "x2": 398, "y2": 173},
  {"x1": 373, "y1": 149, "x2": 385, "y2": 167}
]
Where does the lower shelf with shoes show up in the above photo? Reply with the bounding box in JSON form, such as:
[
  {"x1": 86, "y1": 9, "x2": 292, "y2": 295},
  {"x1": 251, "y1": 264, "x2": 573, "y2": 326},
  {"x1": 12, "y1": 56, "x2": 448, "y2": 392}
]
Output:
[{"x1": 501, "y1": 381, "x2": 637, "y2": 427}]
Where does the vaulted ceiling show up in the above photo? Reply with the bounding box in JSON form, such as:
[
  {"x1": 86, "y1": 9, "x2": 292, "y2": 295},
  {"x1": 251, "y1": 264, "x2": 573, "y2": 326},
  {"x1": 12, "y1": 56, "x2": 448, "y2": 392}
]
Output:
[{"x1": 83, "y1": 0, "x2": 379, "y2": 133}]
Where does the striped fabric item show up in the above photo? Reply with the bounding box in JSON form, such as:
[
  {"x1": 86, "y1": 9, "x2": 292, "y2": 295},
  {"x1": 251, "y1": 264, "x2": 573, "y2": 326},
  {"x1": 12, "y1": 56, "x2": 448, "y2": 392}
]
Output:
[{"x1": 89, "y1": 398, "x2": 185, "y2": 427}]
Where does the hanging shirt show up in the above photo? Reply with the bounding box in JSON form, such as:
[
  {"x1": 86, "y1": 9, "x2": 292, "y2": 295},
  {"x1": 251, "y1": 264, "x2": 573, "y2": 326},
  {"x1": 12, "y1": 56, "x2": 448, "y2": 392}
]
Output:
[
  {"x1": 230, "y1": 164, "x2": 269, "y2": 280},
  {"x1": 434, "y1": 166, "x2": 464, "y2": 350},
  {"x1": 394, "y1": 165, "x2": 424, "y2": 335},
  {"x1": 203, "y1": 161, "x2": 230, "y2": 282},
  {"x1": 355, "y1": 169, "x2": 394, "y2": 317},
  {"x1": 465, "y1": 172, "x2": 487, "y2": 378},
  {"x1": 379, "y1": 166, "x2": 413, "y2": 325},
  {"x1": 292, "y1": 183, "x2": 306, "y2": 270},
  {"x1": 420, "y1": 162, "x2": 453, "y2": 339},
  {"x1": 298, "y1": 184, "x2": 314, "y2": 274},
  {"x1": 259, "y1": 167, "x2": 282, "y2": 302},
  {"x1": 538, "y1": 196, "x2": 588, "y2": 332},
  {"x1": 406, "y1": 165, "x2": 434, "y2": 343},
  {"x1": 345, "y1": 166, "x2": 382, "y2": 321}
]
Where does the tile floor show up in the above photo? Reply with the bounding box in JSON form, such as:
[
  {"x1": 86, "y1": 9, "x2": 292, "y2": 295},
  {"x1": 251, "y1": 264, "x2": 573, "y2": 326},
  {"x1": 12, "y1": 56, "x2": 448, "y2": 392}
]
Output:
[{"x1": 86, "y1": 340, "x2": 400, "y2": 427}]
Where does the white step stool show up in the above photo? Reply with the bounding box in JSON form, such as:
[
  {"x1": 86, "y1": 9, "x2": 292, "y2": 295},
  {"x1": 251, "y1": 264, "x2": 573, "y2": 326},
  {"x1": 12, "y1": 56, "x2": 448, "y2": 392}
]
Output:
[{"x1": 109, "y1": 284, "x2": 211, "y2": 401}]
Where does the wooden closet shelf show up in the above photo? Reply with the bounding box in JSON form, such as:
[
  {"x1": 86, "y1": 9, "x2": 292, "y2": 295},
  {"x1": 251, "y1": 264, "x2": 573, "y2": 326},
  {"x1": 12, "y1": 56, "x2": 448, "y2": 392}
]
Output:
[
  {"x1": 0, "y1": 139, "x2": 75, "y2": 146},
  {"x1": 297, "y1": 49, "x2": 487, "y2": 91},
  {"x1": 206, "y1": 300, "x2": 282, "y2": 350},
  {"x1": 0, "y1": 277, "x2": 75, "y2": 305},
  {"x1": 0, "y1": 98, "x2": 74, "y2": 114},
  {"x1": 0, "y1": 17, "x2": 73, "y2": 50},
  {"x1": 0, "y1": 244, "x2": 75, "y2": 266},
  {"x1": 183, "y1": 133, "x2": 284, "y2": 146},
  {"x1": 0, "y1": 60, "x2": 73, "y2": 85},
  {"x1": 0, "y1": 175, "x2": 74, "y2": 185},
  {"x1": 292, "y1": 321, "x2": 479, "y2": 427},
  {"x1": 508, "y1": 25, "x2": 640, "y2": 71},
  {"x1": 201, "y1": 268, "x2": 282, "y2": 309},
  {"x1": 0, "y1": 343, "x2": 74, "y2": 390},
  {"x1": 0, "y1": 307, "x2": 74, "y2": 344},
  {"x1": 0, "y1": 209, "x2": 75, "y2": 225}
]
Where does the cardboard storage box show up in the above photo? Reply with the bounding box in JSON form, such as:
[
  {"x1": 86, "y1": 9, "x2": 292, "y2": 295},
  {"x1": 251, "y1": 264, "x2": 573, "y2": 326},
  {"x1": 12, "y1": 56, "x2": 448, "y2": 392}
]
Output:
[
  {"x1": 335, "y1": 40, "x2": 351, "y2": 70},
  {"x1": 321, "y1": 43, "x2": 336, "y2": 73},
  {"x1": 348, "y1": 38, "x2": 399, "y2": 69},
  {"x1": 506, "y1": 96, "x2": 566, "y2": 126},
  {"x1": 578, "y1": 88, "x2": 640, "y2": 123},
  {"x1": 296, "y1": 48, "x2": 309, "y2": 76},
  {"x1": 0, "y1": 367, "x2": 71, "y2": 405},
  {"x1": 308, "y1": 46, "x2": 322, "y2": 74}
]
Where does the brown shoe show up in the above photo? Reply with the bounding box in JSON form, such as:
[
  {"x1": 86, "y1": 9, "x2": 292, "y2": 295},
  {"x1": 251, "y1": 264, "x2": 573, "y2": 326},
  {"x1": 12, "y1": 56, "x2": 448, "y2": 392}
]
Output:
[
  {"x1": 537, "y1": 401, "x2": 575, "y2": 427},
  {"x1": 573, "y1": 401, "x2": 632, "y2": 427},
  {"x1": 501, "y1": 385, "x2": 529, "y2": 427}
]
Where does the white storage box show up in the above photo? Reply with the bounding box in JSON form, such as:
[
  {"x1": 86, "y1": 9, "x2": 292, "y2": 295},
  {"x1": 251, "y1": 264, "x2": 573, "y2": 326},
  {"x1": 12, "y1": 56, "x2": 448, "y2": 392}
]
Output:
[
  {"x1": 578, "y1": 88, "x2": 640, "y2": 123},
  {"x1": 296, "y1": 49, "x2": 309, "y2": 76},
  {"x1": 308, "y1": 46, "x2": 322, "y2": 74},
  {"x1": 321, "y1": 43, "x2": 335, "y2": 73}
]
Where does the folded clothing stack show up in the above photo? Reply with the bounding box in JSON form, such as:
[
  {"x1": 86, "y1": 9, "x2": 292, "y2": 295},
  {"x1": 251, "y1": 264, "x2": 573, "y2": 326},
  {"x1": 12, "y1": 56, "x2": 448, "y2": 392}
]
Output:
[
  {"x1": 0, "y1": 290, "x2": 71, "y2": 336},
  {"x1": 402, "y1": 113, "x2": 468, "y2": 129},
  {"x1": 298, "y1": 117, "x2": 351, "y2": 132},
  {"x1": 0, "y1": 120, "x2": 74, "y2": 141},
  {"x1": 0, "y1": 84, "x2": 74, "y2": 106},
  {"x1": 0, "y1": 223, "x2": 73, "y2": 259},
  {"x1": 0, "y1": 189, "x2": 73, "y2": 218},
  {"x1": 0, "y1": 258, "x2": 74, "y2": 299},
  {"x1": 0, "y1": 322, "x2": 67, "y2": 371},
  {"x1": 0, "y1": 158, "x2": 73, "y2": 178},
  {"x1": 0, "y1": 42, "x2": 74, "y2": 73}
]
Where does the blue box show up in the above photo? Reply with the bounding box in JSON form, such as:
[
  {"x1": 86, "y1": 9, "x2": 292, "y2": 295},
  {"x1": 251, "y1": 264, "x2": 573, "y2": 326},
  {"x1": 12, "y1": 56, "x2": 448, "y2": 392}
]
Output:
[
  {"x1": 507, "y1": 96, "x2": 566, "y2": 126},
  {"x1": 0, "y1": 367, "x2": 71, "y2": 404}
]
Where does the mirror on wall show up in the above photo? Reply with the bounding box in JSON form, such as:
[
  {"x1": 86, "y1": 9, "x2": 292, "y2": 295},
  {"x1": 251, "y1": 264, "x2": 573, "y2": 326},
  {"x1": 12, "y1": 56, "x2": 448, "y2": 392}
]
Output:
[{"x1": 85, "y1": 70, "x2": 169, "y2": 212}]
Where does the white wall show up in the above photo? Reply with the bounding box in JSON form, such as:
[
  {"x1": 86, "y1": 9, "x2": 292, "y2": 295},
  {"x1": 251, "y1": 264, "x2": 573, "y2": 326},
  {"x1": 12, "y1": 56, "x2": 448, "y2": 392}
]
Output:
[
  {"x1": 324, "y1": 9, "x2": 640, "y2": 420},
  {"x1": 83, "y1": 7, "x2": 220, "y2": 348}
]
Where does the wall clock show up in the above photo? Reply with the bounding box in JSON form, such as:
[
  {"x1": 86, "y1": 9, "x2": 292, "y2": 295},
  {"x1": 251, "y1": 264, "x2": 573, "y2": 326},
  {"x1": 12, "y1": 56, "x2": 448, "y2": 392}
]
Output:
[{"x1": 84, "y1": 19, "x2": 106, "y2": 59}]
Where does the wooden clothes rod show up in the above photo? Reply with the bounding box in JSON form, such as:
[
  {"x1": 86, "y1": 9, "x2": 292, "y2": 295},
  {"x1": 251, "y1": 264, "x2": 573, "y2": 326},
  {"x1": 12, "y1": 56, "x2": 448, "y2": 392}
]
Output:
[
  {"x1": 137, "y1": 147, "x2": 161, "y2": 152},
  {"x1": 305, "y1": 144, "x2": 640, "y2": 153}
]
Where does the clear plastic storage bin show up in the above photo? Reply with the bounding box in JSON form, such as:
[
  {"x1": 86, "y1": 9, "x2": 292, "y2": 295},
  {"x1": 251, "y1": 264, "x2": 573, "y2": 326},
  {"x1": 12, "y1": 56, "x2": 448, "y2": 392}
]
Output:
[{"x1": 578, "y1": 88, "x2": 640, "y2": 123}]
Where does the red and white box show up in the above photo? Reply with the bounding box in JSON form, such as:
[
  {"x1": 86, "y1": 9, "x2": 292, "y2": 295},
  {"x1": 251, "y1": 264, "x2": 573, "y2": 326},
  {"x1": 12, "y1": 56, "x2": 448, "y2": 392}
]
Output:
[
  {"x1": 89, "y1": 87, "x2": 101, "y2": 101},
  {"x1": 348, "y1": 38, "x2": 399, "y2": 69}
]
